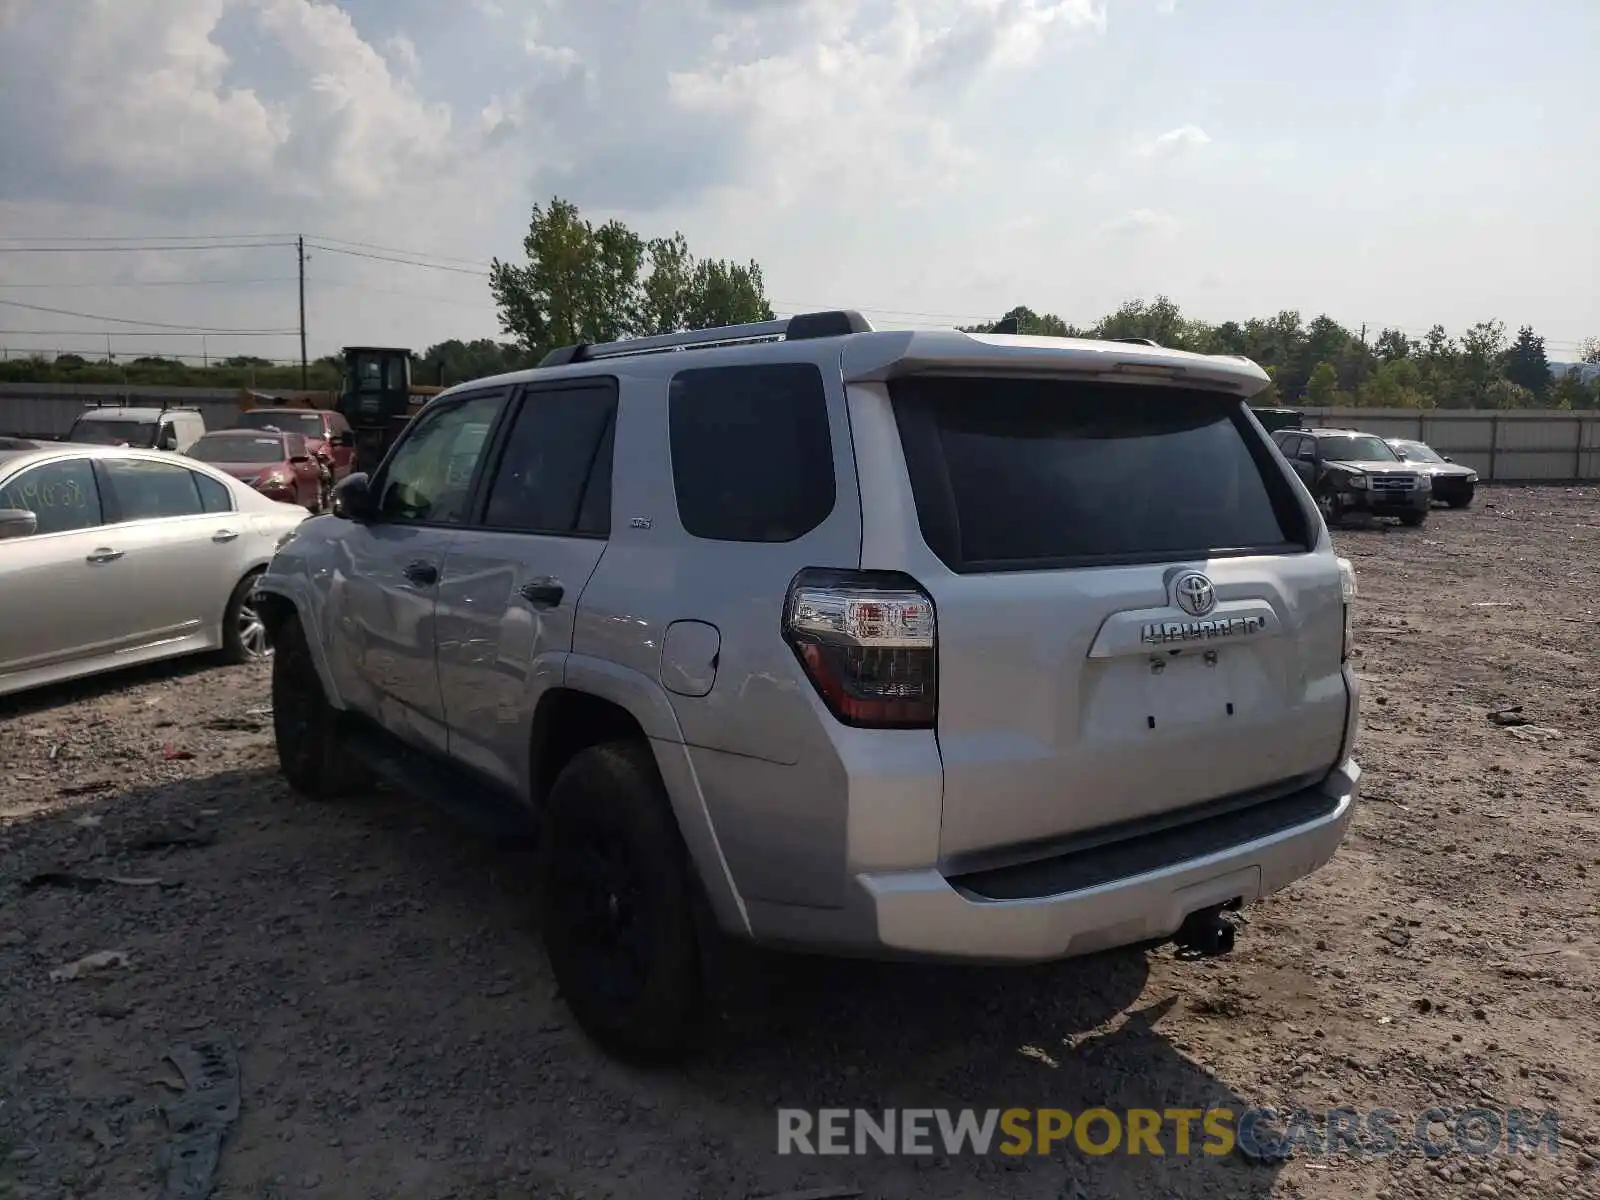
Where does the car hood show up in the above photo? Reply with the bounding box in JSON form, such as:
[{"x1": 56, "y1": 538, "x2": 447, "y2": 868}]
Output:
[
  {"x1": 1404, "y1": 461, "x2": 1475, "y2": 477},
  {"x1": 210, "y1": 461, "x2": 289, "y2": 480},
  {"x1": 1324, "y1": 459, "x2": 1418, "y2": 474}
]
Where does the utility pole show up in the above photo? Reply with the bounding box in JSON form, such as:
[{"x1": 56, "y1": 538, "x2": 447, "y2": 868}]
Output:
[{"x1": 297, "y1": 235, "x2": 308, "y2": 388}]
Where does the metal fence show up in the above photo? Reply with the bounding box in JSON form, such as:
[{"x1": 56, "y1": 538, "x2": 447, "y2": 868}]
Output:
[
  {"x1": 1293, "y1": 407, "x2": 1599, "y2": 483},
  {"x1": 3, "y1": 383, "x2": 1597, "y2": 483},
  {"x1": 0, "y1": 383, "x2": 245, "y2": 439}
]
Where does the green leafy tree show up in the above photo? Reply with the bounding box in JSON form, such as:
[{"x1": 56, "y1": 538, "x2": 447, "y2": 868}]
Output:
[
  {"x1": 489, "y1": 196, "x2": 772, "y2": 359},
  {"x1": 1306, "y1": 361, "x2": 1340, "y2": 407},
  {"x1": 1373, "y1": 328, "x2": 1414, "y2": 361},
  {"x1": 1578, "y1": 338, "x2": 1600, "y2": 365}
]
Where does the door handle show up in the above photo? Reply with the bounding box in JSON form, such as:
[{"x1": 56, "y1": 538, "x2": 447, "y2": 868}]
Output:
[
  {"x1": 519, "y1": 578, "x2": 564, "y2": 608},
  {"x1": 403, "y1": 560, "x2": 439, "y2": 587},
  {"x1": 85, "y1": 548, "x2": 123, "y2": 564},
  {"x1": 212, "y1": 529, "x2": 239, "y2": 543}
]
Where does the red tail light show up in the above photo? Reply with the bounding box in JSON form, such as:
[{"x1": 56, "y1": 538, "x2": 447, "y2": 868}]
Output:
[{"x1": 782, "y1": 568, "x2": 937, "y2": 729}]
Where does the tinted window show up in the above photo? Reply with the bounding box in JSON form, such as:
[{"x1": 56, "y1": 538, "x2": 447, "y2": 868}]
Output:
[
  {"x1": 668, "y1": 363, "x2": 835, "y2": 542},
  {"x1": 0, "y1": 458, "x2": 103, "y2": 535},
  {"x1": 102, "y1": 458, "x2": 205, "y2": 521},
  {"x1": 194, "y1": 472, "x2": 233, "y2": 513},
  {"x1": 890, "y1": 377, "x2": 1306, "y2": 571},
  {"x1": 1318, "y1": 434, "x2": 1396, "y2": 462},
  {"x1": 69, "y1": 418, "x2": 156, "y2": 447},
  {"x1": 375, "y1": 390, "x2": 506, "y2": 524},
  {"x1": 483, "y1": 384, "x2": 616, "y2": 535}
]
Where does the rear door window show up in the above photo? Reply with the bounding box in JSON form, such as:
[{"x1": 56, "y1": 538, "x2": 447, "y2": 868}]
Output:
[
  {"x1": 890, "y1": 377, "x2": 1309, "y2": 572},
  {"x1": 481, "y1": 382, "x2": 617, "y2": 536},
  {"x1": 101, "y1": 458, "x2": 206, "y2": 521}
]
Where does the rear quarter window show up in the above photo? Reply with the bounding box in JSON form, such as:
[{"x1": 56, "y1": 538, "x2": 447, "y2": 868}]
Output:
[
  {"x1": 890, "y1": 376, "x2": 1310, "y2": 572},
  {"x1": 667, "y1": 362, "x2": 836, "y2": 542}
]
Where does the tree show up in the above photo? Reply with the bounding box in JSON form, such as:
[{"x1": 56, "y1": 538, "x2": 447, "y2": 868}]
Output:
[
  {"x1": 1502, "y1": 326, "x2": 1551, "y2": 398},
  {"x1": 489, "y1": 196, "x2": 772, "y2": 359},
  {"x1": 1578, "y1": 338, "x2": 1600, "y2": 365},
  {"x1": 220, "y1": 355, "x2": 273, "y2": 368},
  {"x1": 1306, "y1": 361, "x2": 1340, "y2": 407},
  {"x1": 1373, "y1": 328, "x2": 1414, "y2": 361},
  {"x1": 960, "y1": 305, "x2": 1080, "y2": 337}
]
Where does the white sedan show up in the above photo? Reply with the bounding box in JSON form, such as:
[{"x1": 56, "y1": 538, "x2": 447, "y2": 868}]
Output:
[{"x1": 0, "y1": 444, "x2": 310, "y2": 698}]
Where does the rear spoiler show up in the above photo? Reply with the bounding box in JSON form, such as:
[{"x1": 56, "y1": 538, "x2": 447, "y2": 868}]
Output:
[{"x1": 839, "y1": 330, "x2": 1270, "y2": 398}]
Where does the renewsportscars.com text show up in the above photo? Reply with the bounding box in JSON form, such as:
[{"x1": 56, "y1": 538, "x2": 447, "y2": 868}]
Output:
[{"x1": 777, "y1": 1106, "x2": 1562, "y2": 1159}]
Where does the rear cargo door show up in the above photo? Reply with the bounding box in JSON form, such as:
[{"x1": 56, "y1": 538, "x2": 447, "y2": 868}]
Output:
[{"x1": 881, "y1": 375, "x2": 1351, "y2": 862}]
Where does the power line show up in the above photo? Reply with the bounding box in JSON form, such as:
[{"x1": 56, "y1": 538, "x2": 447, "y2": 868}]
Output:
[
  {"x1": 0, "y1": 242, "x2": 296, "y2": 254},
  {"x1": 307, "y1": 235, "x2": 494, "y2": 269},
  {"x1": 304, "y1": 242, "x2": 492, "y2": 277},
  {"x1": 0, "y1": 329, "x2": 293, "y2": 338},
  {"x1": 0, "y1": 233, "x2": 294, "y2": 244},
  {"x1": 0, "y1": 297, "x2": 296, "y2": 334},
  {"x1": 0, "y1": 277, "x2": 298, "y2": 289}
]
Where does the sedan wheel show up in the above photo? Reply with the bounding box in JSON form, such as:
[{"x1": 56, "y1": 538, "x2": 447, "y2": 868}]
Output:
[
  {"x1": 221, "y1": 573, "x2": 272, "y2": 664},
  {"x1": 236, "y1": 597, "x2": 270, "y2": 659}
]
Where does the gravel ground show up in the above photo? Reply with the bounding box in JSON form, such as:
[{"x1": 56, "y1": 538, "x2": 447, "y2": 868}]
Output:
[{"x1": 2, "y1": 484, "x2": 1599, "y2": 1200}]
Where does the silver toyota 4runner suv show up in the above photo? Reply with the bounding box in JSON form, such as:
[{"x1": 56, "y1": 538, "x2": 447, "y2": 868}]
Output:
[{"x1": 253, "y1": 310, "x2": 1362, "y2": 1059}]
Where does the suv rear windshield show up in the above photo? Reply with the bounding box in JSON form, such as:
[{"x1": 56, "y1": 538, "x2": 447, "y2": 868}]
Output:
[
  {"x1": 890, "y1": 377, "x2": 1309, "y2": 572},
  {"x1": 69, "y1": 418, "x2": 156, "y2": 447}
]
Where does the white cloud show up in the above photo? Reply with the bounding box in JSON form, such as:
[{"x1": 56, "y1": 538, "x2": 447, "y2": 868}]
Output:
[
  {"x1": 1101, "y1": 208, "x2": 1181, "y2": 237},
  {"x1": 1132, "y1": 124, "x2": 1211, "y2": 158},
  {"x1": 667, "y1": 0, "x2": 1105, "y2": 208},
  {"x1": 384, "y1": 33, "x2": 420, "y2": 75}
]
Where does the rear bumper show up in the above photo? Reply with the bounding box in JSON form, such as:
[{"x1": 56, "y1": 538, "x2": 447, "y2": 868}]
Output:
[{"x1": 840, "y1": 758, "x2": 1359, "y2": 963}]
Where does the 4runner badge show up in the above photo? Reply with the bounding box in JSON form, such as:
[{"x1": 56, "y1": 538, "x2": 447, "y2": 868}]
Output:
[{"x1": 1141, "y1": 614, "x2": 1268, "y2": 646}]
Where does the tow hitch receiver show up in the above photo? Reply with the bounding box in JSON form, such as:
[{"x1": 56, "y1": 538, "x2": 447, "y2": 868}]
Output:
[{"x1": 1173, "y1": 903, "x2": 1239, "y2": 959}]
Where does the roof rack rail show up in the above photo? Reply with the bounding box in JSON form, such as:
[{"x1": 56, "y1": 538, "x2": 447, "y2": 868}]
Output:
[
  {"x1": 537, "y1": 309, "x2": 874, "y2": 369},
  {"x1": 1111, "y1": 337, "x2": 1161, "y2": 347}
]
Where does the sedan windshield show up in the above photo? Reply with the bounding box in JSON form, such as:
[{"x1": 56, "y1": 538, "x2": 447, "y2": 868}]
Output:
[
  {"x1": 1319, "y1": 435, "x2": 1397, "y2": 462},
  {"x1": 190, "y1": 435, "x2": 286, "y2": 465},
  {"x1": 69, "y1": 418, "x2": 156, "y2": 446},
  {"x1": 237, "y1": 411, "x2": 325, "y2": 438},
  {"x1": 1392, "y1": 440, "x2": 1446, "y2": 464}
]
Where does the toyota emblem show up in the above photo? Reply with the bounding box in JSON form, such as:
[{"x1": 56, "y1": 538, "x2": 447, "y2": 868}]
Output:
[{"x1": 1173, "y1": 572, "x2": 1217, "y2": 617}]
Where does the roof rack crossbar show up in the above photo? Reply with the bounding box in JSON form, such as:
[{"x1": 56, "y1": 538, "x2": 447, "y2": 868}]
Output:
[{"x1": 537, "y1": 309, "x2": 873, "y2": 369}]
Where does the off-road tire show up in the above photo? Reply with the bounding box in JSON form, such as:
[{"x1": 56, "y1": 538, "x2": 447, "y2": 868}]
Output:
[
  {"x1": 538, "y1": 741, "x2": 705, "y2": 1062},
  {"x1": 271, "y1": 612, "x2": 369, "y2": 799},
  {"x1": 220, "y1": 571, "x2": 270, "y2": 665},
  {"x1": 1448, "y1": 488, "x2": 1474, "y2": 510},
  {"x1": 1316, "y1": 487, "x2": 1344, "y2": 527}
]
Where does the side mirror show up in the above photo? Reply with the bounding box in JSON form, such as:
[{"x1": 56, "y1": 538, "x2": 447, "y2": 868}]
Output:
[
  {"x1": 1441, "y1": 455, "x2": 1453, "y2": 463},
  {"x1": 332, "y1": 472, "x2": 374, "y2": 521},
  {"x1": 0, "y1": 508, "x2": 38, "y2": 540},
  {"x1": 335, "y1": 432, "x2": 355, "y2": 448},
  {"x1": 159, "y1": 429, "x2": 179, "y2": 450},
  {"x1": 290, "y1": 454, "x2": 312, "y2": 464}
]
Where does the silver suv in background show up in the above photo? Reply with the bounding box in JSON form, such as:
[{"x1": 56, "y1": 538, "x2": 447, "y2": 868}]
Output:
[{"x1": 254, "y1": 311, "x2": 1362, "y2": 1059}]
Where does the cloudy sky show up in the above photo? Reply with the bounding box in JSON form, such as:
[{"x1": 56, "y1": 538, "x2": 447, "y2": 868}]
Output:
[{"x1": 0, "y1": 0, "x2": 1595, "y2": 366}]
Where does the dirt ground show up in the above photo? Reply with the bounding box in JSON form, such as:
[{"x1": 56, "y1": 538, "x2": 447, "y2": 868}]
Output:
[{"x1": 2, "y1": 485, "x2": 1599, "y2": 1200}]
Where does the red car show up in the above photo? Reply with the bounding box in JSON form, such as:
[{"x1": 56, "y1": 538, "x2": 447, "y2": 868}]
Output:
[
  {"x1": 186, "y1": 431, "x2": 326, "y2": 511},
  {"x1": 233, "y1": 407, "x2": 356, "y2": 482}
]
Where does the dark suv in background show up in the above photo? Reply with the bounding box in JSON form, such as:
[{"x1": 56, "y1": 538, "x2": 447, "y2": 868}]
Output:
[{"x1": 1273, "y1": 427, "x2": 1431, "y2": 526}]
